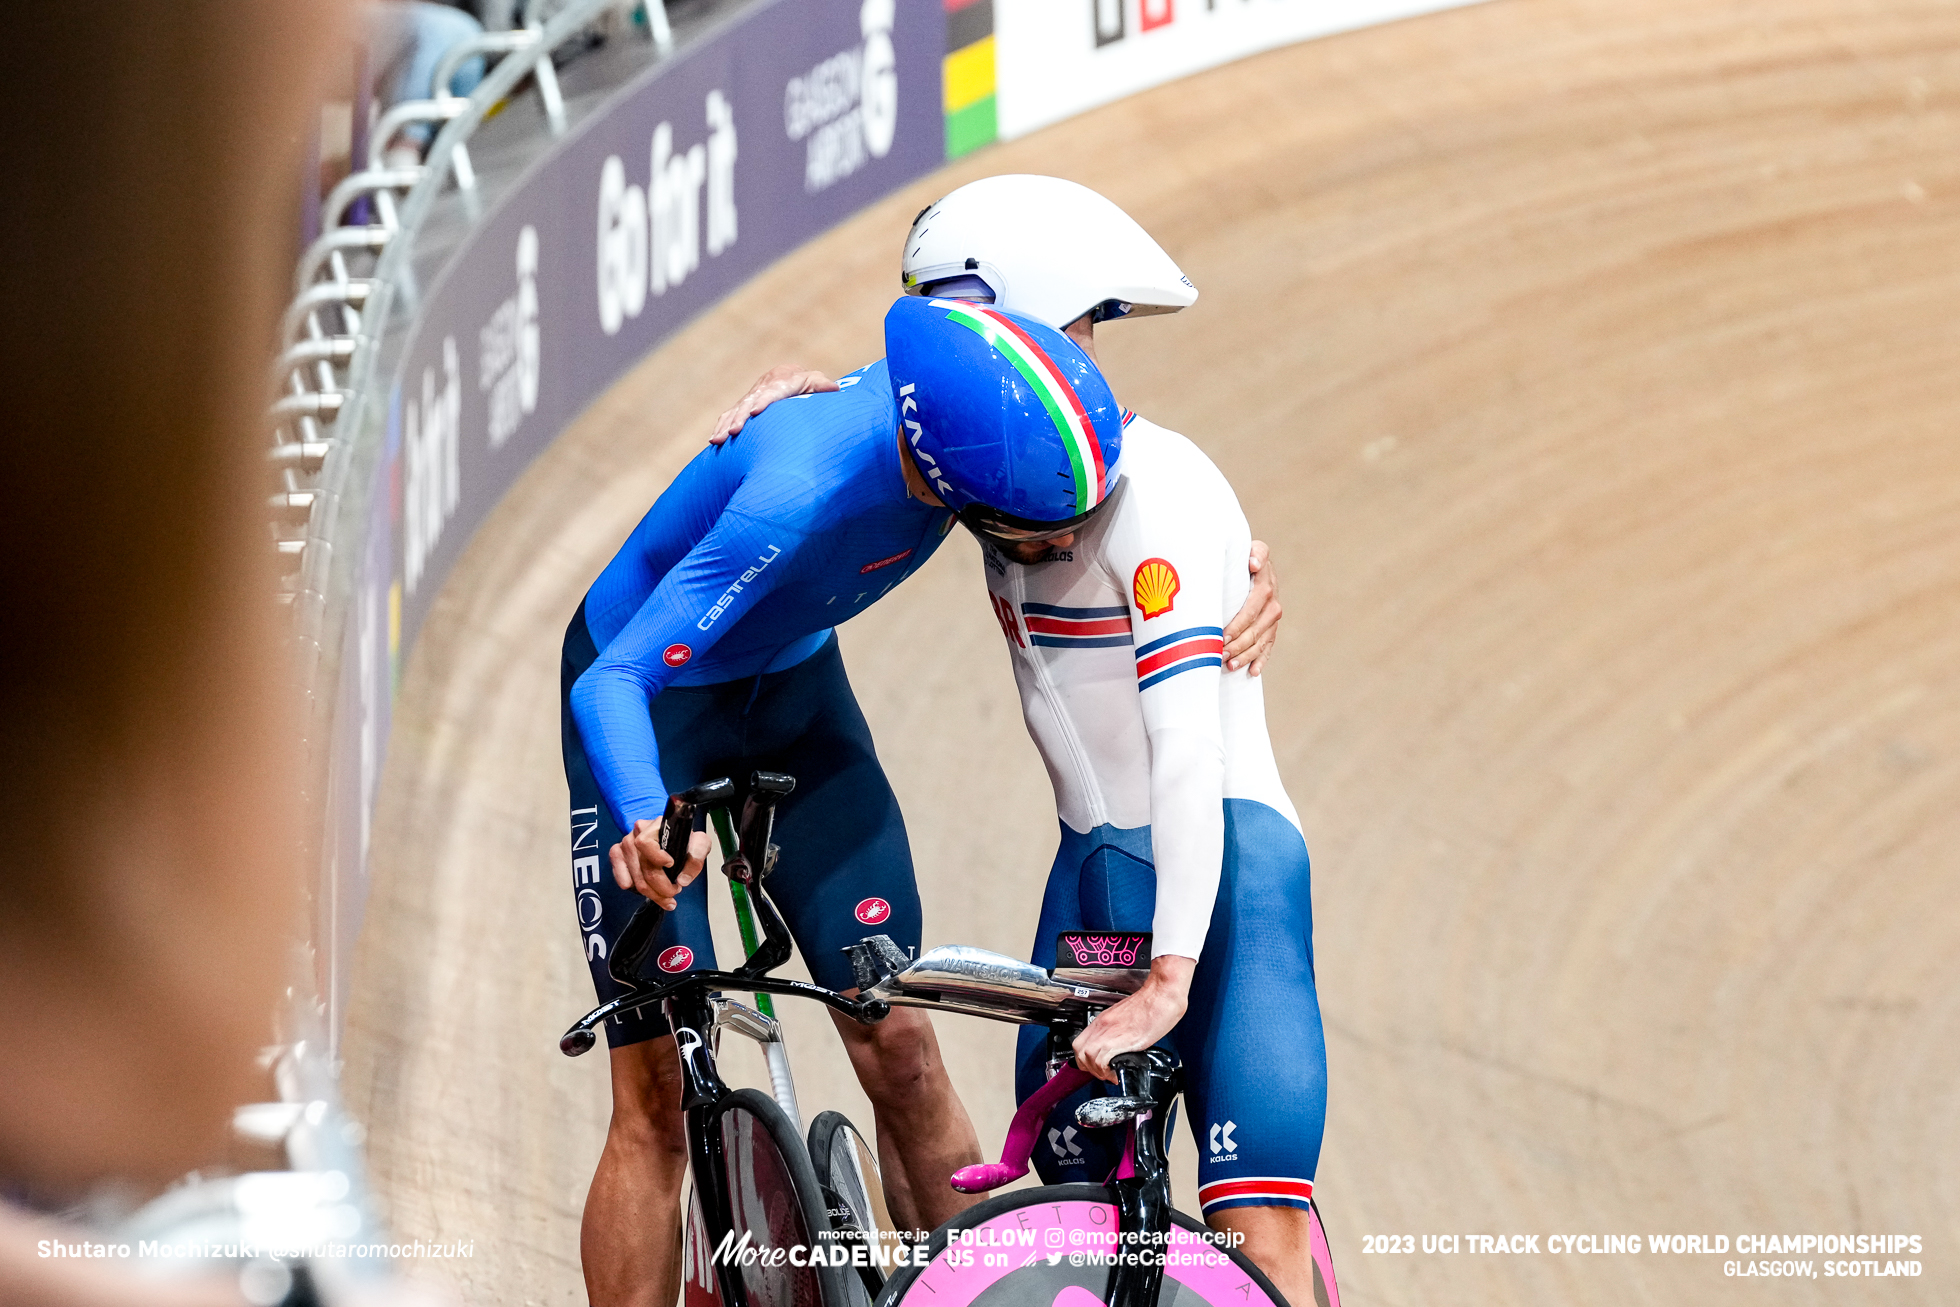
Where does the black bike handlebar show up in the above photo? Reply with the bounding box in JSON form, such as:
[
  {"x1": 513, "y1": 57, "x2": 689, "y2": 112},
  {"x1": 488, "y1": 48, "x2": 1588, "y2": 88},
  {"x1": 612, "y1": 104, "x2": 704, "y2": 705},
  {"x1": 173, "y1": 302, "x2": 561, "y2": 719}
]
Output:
[
  {"x1": 608, "y1": 777, "x2": 737, "y2": 987},
  {"x1": 560, "y1": 969, "x2": 888, "y2": 1055},
  {"x1": 564, "y1": 772, "x2": 877, "y2": 1059}
]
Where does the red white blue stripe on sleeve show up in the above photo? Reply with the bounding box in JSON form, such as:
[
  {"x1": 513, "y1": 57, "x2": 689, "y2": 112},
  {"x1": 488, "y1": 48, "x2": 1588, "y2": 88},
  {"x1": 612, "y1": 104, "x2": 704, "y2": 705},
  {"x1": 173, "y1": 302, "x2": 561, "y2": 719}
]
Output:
[
  {"x1": 1135, "y1": 625, "x2": 1224, "y2": 689},
  {"x1": 1023, "y1": 602, "x2": 1134, "y2": 649},
  {"x1": 1197, "y1": 1176, "x2": 1313, "y2": 1214}
]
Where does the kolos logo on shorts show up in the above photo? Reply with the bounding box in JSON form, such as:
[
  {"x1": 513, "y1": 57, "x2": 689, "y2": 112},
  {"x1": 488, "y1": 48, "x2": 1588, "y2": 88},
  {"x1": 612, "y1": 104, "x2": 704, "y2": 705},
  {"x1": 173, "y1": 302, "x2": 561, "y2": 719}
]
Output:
[
  {"x1": 658, "y1": 945, "x2": 695, "y2": 972},
  {"x1": 855, "y1": 897, "x2": 891, "y2": 925}
]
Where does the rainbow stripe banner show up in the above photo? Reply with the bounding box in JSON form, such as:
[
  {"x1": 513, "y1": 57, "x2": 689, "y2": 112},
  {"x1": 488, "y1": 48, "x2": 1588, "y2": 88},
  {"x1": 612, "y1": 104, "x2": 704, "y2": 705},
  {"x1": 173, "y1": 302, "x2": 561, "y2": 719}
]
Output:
[{"x1": 944, "y1": 0, "x2": 996, "y2": 156}]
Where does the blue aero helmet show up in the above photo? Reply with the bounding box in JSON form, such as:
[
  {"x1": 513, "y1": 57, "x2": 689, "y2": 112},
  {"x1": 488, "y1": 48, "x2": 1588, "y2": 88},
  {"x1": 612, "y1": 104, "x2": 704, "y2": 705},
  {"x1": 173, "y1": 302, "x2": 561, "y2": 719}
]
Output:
[{"x1": 884, "y1": 294, "x2": 1124, "y2": 546}]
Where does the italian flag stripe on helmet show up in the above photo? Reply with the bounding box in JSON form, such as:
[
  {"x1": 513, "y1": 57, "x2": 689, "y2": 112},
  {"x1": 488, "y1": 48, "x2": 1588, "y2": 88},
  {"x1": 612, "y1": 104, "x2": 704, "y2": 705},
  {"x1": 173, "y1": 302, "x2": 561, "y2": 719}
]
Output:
[{"x1": 933, "y1": 299, "x2": 1109, "y2": 512}]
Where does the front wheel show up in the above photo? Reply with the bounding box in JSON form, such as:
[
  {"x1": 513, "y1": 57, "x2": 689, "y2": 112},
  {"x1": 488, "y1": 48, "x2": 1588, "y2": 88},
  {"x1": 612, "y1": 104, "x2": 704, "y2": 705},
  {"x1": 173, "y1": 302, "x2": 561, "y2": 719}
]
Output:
[
  {"x1": 809, "y1": 1109, "x2": 892, "y2": 1304},
  {"x1": 685, "y1": 1087, "x2": 854, "y2": 1307},
  {"x1": 874, "y1": 1183, "x2": 1291, "y2": 1307}
]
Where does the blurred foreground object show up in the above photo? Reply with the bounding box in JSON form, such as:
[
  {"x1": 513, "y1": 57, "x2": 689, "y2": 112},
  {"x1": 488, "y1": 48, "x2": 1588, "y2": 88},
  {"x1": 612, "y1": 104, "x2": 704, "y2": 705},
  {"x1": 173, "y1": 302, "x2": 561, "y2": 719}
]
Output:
[{"x1": 0, "y1": 2, "x2": 362, "y2": 1302}]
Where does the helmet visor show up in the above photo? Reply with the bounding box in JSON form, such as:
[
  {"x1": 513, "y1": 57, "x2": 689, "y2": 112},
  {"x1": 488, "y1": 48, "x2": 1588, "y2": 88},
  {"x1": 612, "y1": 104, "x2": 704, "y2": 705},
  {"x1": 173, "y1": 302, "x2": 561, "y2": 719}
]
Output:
[{"x1": 958, "y1": 498, "x2": 1109, "y2": 546}]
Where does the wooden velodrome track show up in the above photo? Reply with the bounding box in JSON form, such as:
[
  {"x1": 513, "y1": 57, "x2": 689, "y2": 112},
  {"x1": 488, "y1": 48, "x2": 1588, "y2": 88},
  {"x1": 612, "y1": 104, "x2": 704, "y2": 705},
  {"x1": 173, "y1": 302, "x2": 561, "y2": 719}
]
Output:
[{"x1": 342, "y1": 0, "x2": 1959, "y2": 1301}]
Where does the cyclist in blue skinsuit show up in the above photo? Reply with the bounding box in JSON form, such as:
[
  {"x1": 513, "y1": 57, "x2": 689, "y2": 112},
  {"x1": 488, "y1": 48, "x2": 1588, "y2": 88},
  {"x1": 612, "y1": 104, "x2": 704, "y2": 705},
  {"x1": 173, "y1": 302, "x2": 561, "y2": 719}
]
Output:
[
  {"x1": 568, "y1": 359, "x2": 947, "y2": 999},
  {"x1": 563, "y1": 360, "x2": 986, "y2": 1307},
  {"x1": 564, "y1": 178, "x2": 1282, "y2": 1307}
]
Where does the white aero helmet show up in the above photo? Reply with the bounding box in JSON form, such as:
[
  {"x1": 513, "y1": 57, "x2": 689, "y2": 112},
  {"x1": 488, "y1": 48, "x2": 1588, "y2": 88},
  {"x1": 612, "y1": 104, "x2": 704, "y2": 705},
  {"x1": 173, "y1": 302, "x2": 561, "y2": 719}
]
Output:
[{"x1": 900, "y1": 174, "x2": 1198, "y2": 330}]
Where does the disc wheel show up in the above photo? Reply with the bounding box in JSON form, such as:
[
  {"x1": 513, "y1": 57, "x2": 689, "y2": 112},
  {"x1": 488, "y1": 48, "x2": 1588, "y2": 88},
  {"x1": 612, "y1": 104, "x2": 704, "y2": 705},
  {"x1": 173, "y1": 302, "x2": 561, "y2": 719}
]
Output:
[
  {"x1": 874, "y1": 1183, "x2": 1291, "y2": 1307},
  {"x1": 1304, "y1": 1199, "x2": 1340, "y2": 1307},
  {"x1": 683, "y1": 1087, "x2": 853, "y2": 1307},
  {"x1": 808, "y1": 1109, "x2": 892, "y2": 1304}
]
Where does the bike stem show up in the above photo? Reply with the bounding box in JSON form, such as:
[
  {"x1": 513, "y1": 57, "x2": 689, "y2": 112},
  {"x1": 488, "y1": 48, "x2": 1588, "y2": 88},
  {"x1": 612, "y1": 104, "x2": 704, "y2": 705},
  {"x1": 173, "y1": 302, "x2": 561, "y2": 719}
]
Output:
[
  {"x1": 565, "y1": 773, "x2": 892, "y2": 1058},
  {"x1": 728, "y1": 774, "x2": 796, "y2": 978}
]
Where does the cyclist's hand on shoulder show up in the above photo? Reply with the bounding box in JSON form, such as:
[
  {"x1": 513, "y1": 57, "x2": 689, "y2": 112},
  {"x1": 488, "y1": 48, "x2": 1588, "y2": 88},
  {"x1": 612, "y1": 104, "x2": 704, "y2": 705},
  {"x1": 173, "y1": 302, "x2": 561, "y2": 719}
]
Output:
[
  {"x1": 1222, "y1": 540, "x2": 1281, "y2": 676},
  {"x1": 709, "y1": 364, "x2": 839, "y2": 444},
  {"x1": 611, "y1": 818, "x2": 711, "y2": 909},
  {"x1": 1073, "y1": 955, "x2": 1196, "y2": 1082}
]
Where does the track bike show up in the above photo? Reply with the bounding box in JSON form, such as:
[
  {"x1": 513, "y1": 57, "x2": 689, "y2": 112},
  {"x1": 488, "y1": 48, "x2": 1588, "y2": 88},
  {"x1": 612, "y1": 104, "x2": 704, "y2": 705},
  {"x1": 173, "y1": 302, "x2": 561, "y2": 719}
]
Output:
[
  {"x1": 560, "y1": 773, "x2": 890, "y2": 1307},
  {"x1": 557, "y1": 773, "x2": 1340, "y2": 1307},
  {"x1": 840, "y1": 934, "x2": 1344, "y2": 1307}
]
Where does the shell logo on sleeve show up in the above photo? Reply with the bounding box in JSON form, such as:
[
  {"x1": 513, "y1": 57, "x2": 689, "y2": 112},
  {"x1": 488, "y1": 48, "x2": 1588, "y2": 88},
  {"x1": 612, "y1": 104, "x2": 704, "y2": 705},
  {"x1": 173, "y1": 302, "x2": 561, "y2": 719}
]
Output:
[{"x1": 1132, "y1": 558, "x2": 1181, "y2": 619}]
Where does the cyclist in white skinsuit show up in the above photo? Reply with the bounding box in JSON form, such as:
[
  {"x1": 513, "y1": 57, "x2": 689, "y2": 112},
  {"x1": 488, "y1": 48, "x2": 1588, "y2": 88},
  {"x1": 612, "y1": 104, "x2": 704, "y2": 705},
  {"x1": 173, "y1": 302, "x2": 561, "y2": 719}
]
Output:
[
  {"x1": 979, "y1": 413, "x2": 1301, "y2": 965},
  {"x1": 882, "y1": 294, "x2": 1329, "y2": 1307}
]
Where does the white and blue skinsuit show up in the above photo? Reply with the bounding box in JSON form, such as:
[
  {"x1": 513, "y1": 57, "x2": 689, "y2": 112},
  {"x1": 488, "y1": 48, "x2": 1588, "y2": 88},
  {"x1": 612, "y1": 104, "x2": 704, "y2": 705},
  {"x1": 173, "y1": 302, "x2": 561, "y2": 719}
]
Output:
[{"x1": 986, "y1": 416, "x2": 1328, "y2": 1216}]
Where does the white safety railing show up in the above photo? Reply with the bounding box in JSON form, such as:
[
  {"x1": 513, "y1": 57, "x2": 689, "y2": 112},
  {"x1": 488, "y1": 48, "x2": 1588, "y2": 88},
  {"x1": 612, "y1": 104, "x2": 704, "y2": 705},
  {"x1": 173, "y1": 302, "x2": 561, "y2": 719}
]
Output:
[
  {"x1": 242, "y1": 5, "x2": 673, "y2": 1300},
  {"x1": 268, "y1": 0, "x2": 669, "y2": 930}
]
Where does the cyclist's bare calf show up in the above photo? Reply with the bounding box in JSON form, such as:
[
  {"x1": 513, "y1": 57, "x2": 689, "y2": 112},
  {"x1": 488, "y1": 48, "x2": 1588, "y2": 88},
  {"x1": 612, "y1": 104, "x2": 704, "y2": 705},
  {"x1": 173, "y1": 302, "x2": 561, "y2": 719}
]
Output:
[
  {"x1": 826, "y1": 1001, "x2": 983, "y2": 1232},
  {"x1": 584, "y1": 1037, "x2": 688, "y2": 1307},
  {"x1": 1214, "y1": 1207, "x2": 1314, "y2": 1307}
]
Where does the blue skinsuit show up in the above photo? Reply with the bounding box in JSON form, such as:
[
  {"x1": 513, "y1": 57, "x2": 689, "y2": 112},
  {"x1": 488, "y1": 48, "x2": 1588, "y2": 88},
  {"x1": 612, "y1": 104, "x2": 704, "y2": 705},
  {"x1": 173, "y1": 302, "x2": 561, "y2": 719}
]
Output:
[{"x1": 562, "y1": 361, "x2": 954, "y2": 1045}]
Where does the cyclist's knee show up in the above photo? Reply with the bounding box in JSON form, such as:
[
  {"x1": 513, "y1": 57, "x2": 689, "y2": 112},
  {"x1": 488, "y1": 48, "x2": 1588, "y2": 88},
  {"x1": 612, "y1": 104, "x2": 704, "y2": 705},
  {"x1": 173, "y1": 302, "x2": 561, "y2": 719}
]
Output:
[
  {"x1": 606, "y1": 1037, "x2": 687, "y2": 1148},
  {"x1": 836, "y1": 1007, "x2": 945, "y2": 1105}
]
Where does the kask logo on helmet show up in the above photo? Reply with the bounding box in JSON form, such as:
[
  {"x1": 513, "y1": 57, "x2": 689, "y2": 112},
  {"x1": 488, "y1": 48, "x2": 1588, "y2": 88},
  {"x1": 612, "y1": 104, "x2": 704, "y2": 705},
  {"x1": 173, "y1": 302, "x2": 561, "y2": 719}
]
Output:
[
  {"x1": 886, "y1": 296, "x2": 1122, "y2": 532},
  {"x1": 897, "y1": 382, "x2": 954, "y2": 500}
]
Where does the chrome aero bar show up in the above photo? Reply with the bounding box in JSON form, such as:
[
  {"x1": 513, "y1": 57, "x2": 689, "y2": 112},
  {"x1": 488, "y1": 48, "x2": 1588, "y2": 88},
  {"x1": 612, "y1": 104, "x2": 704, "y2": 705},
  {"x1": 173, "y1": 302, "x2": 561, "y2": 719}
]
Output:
[{"x1": 848, "y1": 937, "x2": 1145, "y2": 1025}]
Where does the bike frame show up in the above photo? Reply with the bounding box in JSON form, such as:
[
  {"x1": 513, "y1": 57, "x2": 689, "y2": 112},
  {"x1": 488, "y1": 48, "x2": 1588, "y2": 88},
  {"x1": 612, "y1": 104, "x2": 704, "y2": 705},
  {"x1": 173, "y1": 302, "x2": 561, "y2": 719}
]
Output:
[
  {"x1": 559, "y1": 775, "x2": 888, "y2": 1307},
  {"x1": 1095, "y1": 1048, "x2": 1181, "y2": 1307}
]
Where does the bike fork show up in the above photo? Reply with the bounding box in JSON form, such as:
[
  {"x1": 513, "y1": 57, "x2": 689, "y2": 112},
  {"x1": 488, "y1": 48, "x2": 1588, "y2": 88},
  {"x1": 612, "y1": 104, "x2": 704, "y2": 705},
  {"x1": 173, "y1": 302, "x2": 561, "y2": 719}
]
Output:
[
  {"x1": 671, "y1": 991, "x2": 749, "y2": 1307},
  {"x1": 1104, "y1": 1050, "x2": 1178, "y2": 1307}
]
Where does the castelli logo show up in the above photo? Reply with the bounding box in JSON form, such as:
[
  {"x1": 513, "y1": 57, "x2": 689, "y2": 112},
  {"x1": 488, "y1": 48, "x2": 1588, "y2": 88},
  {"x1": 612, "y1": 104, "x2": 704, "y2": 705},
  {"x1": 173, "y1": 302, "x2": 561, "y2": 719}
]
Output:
[
  {"x1": 657, "y1": 945, "x2": 694, "y2": 972},
  {"x1": 663, "y1": 644, "x2": 692, "y2": 667},
  {"x1": 855, "y1": 897, "x2": 892, "y2": 925},
  {"x1": 1132, "y1": 558, "x2": 1180, "y2": 619}
]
